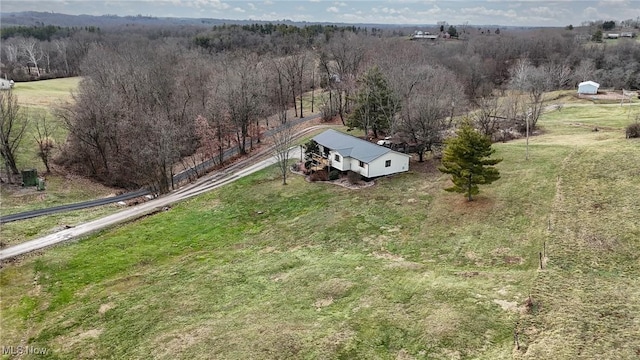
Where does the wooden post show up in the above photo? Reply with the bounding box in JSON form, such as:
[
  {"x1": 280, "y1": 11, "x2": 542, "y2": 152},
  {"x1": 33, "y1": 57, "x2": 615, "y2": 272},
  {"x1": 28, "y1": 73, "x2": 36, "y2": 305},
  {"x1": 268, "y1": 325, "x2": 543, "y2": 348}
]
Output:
[
  {"x1": 539, "y1": 252, "x2": 543, "y2": 270},
  {"x1": 525, "y1": 110, "x2": 530, "y2": 161},
  {"x1": 514, "y1": 328, "x2": 520, "y2": 350},
  {"x1": 543, "y1": 241, "x2": 546, "y2": 258}
]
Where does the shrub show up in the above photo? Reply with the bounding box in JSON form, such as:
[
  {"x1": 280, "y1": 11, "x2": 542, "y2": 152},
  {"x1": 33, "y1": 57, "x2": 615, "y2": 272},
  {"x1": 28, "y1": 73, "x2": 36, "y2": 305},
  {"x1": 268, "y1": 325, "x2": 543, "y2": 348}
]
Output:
[
  {"x1": 329, "y1": 170, "x2": 340, "y2": 181},
  {"x1": 320, "y1": 103, "x2": 338, "y2": 122},
  {"x1": 347, "y1": 170, "x2": 361, "y2": 184},
  {"x1": 309, "y1": 169, "x2": 328, "y2": 182},
  {"x1": 626, "y1": 122, "x2": 640, "y2": 138}
]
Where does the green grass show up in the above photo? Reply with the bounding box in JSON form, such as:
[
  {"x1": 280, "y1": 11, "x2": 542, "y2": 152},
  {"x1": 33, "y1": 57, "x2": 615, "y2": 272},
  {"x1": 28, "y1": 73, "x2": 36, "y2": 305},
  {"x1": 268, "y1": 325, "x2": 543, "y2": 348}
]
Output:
[
  {"x1": 1, "y1": 101, "x2": 639, "y2": 359},
  {"x1": 1, "y1": 77, "x2": 79, "y2": 171},
  {"x1": 1, "y1": 173, "x2": 123, "y2": 249},
  {"x1": 12, "y1": 77, "x2": 80, "y2": 109}
]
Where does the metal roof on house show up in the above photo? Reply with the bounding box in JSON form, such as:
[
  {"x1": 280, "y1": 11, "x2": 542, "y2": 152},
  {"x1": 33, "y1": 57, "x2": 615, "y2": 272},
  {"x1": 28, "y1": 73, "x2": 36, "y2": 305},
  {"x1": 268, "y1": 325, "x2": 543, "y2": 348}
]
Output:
[
  {"x1": 313, "y1": 129, "x2": 409, "y2": 163},
  {"x1": 578, "y1": 81, "x2": 600, "y2": 88}
]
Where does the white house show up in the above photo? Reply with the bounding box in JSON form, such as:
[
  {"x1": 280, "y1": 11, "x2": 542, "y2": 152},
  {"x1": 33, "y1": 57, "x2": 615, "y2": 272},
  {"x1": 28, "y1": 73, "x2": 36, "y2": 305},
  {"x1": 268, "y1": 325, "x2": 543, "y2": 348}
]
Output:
[
  {"x1": 0, "y1": 78, "x2": 14, "y2": 90},
  {"x1": 578, "y1": 81, "x2": 600, "y2": 95},
  {"x1": 312, "y1": 129, "x2": 410, "y2": 178},
  {"x1": 410, "y1": 31, "x2": 438, "y2": 40}
]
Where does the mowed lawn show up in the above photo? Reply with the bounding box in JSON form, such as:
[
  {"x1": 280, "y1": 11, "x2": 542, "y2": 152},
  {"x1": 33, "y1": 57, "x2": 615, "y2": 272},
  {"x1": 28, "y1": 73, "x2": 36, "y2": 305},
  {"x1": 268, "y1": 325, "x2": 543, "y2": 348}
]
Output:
[
  {"x1": 1, "y1": 105, "x2": 639, "y2": 359},
  {"x1": 11, "y1": 77, "x2": 80, "y2": 109}
]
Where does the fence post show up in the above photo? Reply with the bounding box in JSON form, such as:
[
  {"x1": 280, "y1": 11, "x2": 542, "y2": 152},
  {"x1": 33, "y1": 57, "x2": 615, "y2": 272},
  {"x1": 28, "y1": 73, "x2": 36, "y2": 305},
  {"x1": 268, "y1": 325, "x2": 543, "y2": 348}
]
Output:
[{"x1": 539, "y1": 252, "x2": 543, "y2": 270}]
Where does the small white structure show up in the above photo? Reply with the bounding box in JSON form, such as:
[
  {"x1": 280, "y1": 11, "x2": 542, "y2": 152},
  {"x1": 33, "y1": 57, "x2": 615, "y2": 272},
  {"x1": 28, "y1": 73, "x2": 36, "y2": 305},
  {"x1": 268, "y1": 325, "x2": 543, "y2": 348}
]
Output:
[
  {"x1": 313, "y1": 129, "x2": 410, "y2": 178},
  {"x1": 578, "y1": 81, "x2": 600, "y2": 95},
  {"x1": 606, "y1": 33, "x2": 619, "y2": 39},
  {"x1": 410, "y1": 30, "x2": 438, "y2": 40},
  {"x1": 0, "y1": 78, "x2": 14, "y2": 90}
]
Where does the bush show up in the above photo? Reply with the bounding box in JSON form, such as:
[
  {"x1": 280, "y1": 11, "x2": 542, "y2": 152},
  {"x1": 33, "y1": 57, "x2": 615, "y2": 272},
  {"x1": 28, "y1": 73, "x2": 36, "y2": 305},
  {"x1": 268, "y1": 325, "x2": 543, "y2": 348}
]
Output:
[
  {"x1": 309, "y1": 170, "x2": 328, "y2": 182},
  {"x1": 626, "y1": 122, "x2": 640, "y2": 138},
  {"x1": 347, "y1": 170, "x2": 361, "y2": 184},
  {"x1": 320, "y1": 103, "x2": 338, "y2": 122},
  {"x1": 329, "y1": 169, "x2": 340, "y2": 181}
]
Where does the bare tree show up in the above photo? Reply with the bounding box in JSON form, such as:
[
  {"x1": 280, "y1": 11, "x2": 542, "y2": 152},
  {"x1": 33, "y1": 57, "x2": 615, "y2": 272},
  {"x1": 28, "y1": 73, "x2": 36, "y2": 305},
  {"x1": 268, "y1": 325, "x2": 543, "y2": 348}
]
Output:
[
  {"x1": 474, "y1": 96, "x2": 502, "y2": 137},
  {"x1": 509, "y1": 59, "x2": 550, "y2": 129},
  {"x1": 222, "y1": 52, "x2": 265, "y2": 155},
  {"x1": 0, "y1": 90, "x2": 29, "y2": 180},
  {"x1": 271, "y1": 123, "x2": 297, "y2": 185},
  {"x1": 34, "y1": 112, "x2": 56, "y2": 173},
  {"x1": 267, "y1": 55, "x2": 293, "y2": 124},
  {"x1": 397, "y1": 66, "x2": 463, "y2": 162},
  {"x1": 54, "y1": 39, "x2": 70, "y2": 76},
  {"x1": 573, "y1": 59, "x2": 596, "y2": 85},
  {"x1": 2, "y1": 41, "x2": 19, "y2": 65},
  {"x1": 56, "y1": 41, "x2": 201, "y2": 193},
  {"x1": 19, "y1": 38, "x2": 43, "y2": 77},
  {"x1": 319, "y1": 32, "x2": 368, "y2": 124}
]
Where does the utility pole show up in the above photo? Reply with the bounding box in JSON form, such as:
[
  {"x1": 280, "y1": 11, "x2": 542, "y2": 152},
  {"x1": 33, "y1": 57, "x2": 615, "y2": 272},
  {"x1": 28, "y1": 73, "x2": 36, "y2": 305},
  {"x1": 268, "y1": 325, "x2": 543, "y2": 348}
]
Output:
[{"x1": 525, "y1": 109, "x2": 530, "y2": 161}]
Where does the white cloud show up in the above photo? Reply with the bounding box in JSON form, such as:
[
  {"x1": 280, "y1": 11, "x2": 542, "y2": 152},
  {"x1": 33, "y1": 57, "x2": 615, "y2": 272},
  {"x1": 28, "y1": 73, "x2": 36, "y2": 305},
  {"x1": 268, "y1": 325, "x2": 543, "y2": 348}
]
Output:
[
  {"x1": 335, "y1": 1, "x2": 347, "y2": 6},
  {"x1": 530, "y1": 6, "x2": 554, "y2": 17},
  {"x1": 583, "y1": 6, "x2": 599, "y2": 18},
  {"x1": 416, "y1": 5, "x2": 441, "y2": 16},
  {"x1": 183, "y1": 0, "x2": 230, "y2": 10},
  {"x1": 461, "y1": 6, "x2": 517, "y2": 18},
  {"x1": 599, "y1": 0, "x2": 629, "y2": 6},
  {"x1": 247, "y1": 2, "x2": 256, "y2": 10},
  {"x1": 327, "y1": 6, "x2": 339, "y2": 13},
  {"x1": 263, "y1": 0, "x2": 273, "y2": 5},
  {"x1": 379, "y1": 7, "x2": 411, "y2": 15},
  {"x1": 233, "y1": 7, "x2": 245, "y2": 12}
]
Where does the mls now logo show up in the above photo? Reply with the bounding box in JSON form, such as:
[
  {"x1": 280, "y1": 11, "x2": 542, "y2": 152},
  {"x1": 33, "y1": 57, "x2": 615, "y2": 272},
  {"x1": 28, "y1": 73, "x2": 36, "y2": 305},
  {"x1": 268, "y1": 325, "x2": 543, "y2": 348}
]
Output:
[{"x1": 2, "y1": 346, "x2": 49, "y2": 355}]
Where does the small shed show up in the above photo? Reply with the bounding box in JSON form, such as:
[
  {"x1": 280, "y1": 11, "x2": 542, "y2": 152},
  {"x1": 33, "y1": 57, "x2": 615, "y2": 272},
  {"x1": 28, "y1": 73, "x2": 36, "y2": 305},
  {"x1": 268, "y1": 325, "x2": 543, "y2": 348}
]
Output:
[
  {"x1": 0, "y1": 78, "x2": 14, "y2": 90},
  {"x1": 578, "y1": 81, "x2": 600, "y2": 95},
  {"x1": 22, "y1": 169, "x2": 38, "y2": 187}
]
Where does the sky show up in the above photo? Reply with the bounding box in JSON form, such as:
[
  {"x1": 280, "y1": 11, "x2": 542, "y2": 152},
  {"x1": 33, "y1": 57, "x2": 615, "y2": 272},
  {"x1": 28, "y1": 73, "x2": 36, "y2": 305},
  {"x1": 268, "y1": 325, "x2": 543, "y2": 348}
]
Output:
[{"x1": 2, "y1": 0, "x2": 640, "y2": 27}]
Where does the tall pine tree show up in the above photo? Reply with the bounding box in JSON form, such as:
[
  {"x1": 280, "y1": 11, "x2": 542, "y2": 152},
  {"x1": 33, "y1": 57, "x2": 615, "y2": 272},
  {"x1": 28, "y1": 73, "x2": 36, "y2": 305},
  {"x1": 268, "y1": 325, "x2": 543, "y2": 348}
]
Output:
[
  {"x1": 348, "y1": 66, "x2": 399, "y2": 139},
  {"x1": 439, "y1": 122, "x2": 502, "y2": 201}
]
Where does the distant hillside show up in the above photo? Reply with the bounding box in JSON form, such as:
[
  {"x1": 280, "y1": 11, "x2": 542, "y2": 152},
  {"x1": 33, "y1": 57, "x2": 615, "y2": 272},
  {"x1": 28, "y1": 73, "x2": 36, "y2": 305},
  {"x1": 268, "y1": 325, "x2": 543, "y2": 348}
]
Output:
[{"x1": 0, "y1": 11, "x2": 410, "y2": 29}]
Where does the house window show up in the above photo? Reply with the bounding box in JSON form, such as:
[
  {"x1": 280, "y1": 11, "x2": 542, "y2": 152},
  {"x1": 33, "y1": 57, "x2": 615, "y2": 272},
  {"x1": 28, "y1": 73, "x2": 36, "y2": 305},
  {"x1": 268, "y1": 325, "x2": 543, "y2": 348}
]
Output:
[
  {"x1": 334, "y1": 154, "x2": 341, "y2": 162},
  {"x1": 359, "y1": 161, "x2": 365, "y2": 168},
  {"x1": 385, "y1": 160, "x2": 391, "y2": 167}
]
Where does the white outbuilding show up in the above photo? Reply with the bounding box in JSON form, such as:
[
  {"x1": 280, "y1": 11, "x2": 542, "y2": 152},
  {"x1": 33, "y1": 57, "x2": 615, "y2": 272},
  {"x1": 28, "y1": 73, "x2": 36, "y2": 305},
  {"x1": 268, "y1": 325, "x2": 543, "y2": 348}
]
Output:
[
  {"x1": 312, "y1": 129, "x2": 410, "y2": 178},
  {"x1": 0, "y1": 78, "x2": 14, "y2": 90},
  {"x1": 578, "y1": 81, "x2": 600, "y2": 95}
]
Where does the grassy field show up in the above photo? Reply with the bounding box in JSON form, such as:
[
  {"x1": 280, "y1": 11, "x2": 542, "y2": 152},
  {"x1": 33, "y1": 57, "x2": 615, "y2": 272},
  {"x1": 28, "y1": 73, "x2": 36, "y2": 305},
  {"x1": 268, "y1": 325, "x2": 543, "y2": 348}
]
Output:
[
  {"x1": 12, "y1": 77, "x2": 80, "y2": 110},
  {"x1": 6, "y1": 77, "x2": 80, "y2": 170},
  {"x1": 2, "y1": 103, "x2": 638, "y2": 359}
]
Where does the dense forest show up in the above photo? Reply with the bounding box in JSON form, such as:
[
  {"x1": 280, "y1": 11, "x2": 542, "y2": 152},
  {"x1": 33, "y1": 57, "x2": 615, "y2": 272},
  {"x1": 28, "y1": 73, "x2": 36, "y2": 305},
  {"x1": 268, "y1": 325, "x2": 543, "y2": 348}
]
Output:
[{"x1": 2, "y1": 18, "x2": 639, "y2": 192}]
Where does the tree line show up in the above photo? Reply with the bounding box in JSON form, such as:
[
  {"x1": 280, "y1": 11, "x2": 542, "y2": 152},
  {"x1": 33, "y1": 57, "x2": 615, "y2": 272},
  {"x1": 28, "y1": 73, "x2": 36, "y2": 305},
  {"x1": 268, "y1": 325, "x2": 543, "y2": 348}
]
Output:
[{"x1": 2, "y1": 20, "x2": 639, "y2": 191}]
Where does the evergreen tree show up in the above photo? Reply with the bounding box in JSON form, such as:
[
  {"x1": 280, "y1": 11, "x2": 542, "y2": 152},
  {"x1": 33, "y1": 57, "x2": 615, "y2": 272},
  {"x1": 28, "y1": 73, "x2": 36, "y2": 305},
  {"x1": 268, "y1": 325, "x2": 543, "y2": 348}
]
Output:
[
  {"x1": 447, "y1": 25, "x2": 458, "y2": 38},
  {"x1": 348, "y1": 66, "x2": 399, "y2": 138},
  {"x1": 592, "y1": 29, "x2": 603, "y2": 42},
  {"x1": 438, "y1": 122, "x2": 502, "y2": 201}
]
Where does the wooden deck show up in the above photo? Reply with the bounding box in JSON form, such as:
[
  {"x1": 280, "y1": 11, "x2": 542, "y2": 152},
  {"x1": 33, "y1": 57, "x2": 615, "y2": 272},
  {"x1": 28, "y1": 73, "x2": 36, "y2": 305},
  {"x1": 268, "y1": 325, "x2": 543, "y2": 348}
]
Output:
[{"x1": 310, "y1": 154, "x2": 329, "y2": 171}]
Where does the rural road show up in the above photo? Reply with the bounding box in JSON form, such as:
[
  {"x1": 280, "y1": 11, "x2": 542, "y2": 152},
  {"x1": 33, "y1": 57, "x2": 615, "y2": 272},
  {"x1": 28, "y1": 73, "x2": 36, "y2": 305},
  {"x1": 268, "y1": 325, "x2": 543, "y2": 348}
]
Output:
[
  {"x1": 0, "y1": 189, "x2": 151, "y2": 224},
  {"x1": 1, "y1": 112, "x2": 322, "y2": 224},
  {"x1": 0, "y1": 125, "x2": 328, "y2": 261}
]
